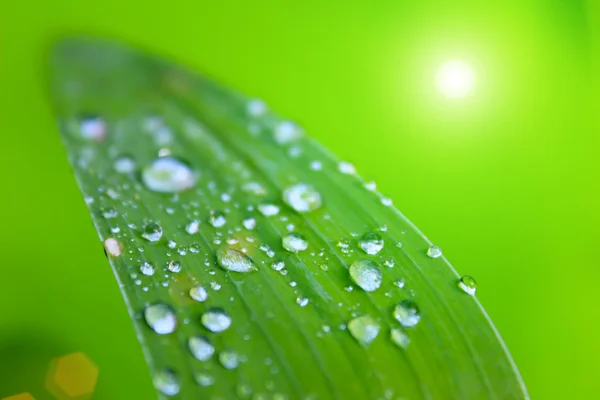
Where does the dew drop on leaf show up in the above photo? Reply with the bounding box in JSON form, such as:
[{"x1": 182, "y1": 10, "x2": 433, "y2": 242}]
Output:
[
  {"x1": 217, "y1": 248, "x2": 257, "y2": 273},
  {"x1": 427, "y1": 245, "x2": 443, "y2": 259},
  {"x1": 113, "y1": 156, "x2": 136, "y2": 173},
  {"x1": 201, "y1": 308, "x2": 232, "y2": 332},
  {"x1": 296, "y1": 297, "x2": 309, "y2": 307},
  {"x1": 458, "y1": 275, "x2": 477, "y2": 295},
  {"x1": 167, "y1": 260, "x2": 182, "y2": 273},
  {"x1": 359, "y1": 232, "x2": 384, "y2": 255},
  {"x1": 144, "y1": 303, "x2": 178, "y2": 334},
  {"x1": 338, "y1": 161, "x2": 356, "y2": 175},
  {"x1": 140, "y1": 262, "x2": 155, "y2": 276},
  {"x1": 274, "y1": 121, "x2": 303, "y2": 144},
  {"x1": 189, "y1": 285, "x2": 208, "y2": 302},
  {"x1": 194, "y1": 373, "x2": 215, "y2": 387},
  {"x1": 282, "y1": 183, "x2": 322, "y2": 213},
  {"x1": 209, "y1": 210, "x2": 227, "y2": 227},
  {"x1": 103, "y1": 237, "x2": 123, "y2": 257},
  {"x1": 390, "y1": 328, "x2": 410, "y2": 349},
  {"x1": 271, "y1": 261, "x2": 285, "y2": 271},
  {"x1": 142, "y1": 156, "x2": 196, "y2": 193},
  {"x1": 282, "y1": 233, "x2": 309, "y2": 253},
  {"x1": 141, "y1": 222, "x2": 163, "y2": 242},
  {"x1": 219, "y1": 349, "x2": 240, "y2": 369},
  {"x1": 79, "y1": 115, "x2": 107, "y2": 141},
  {"x1": 394, "y1": 300, "x2": 421, "y2": 327},
  {"x1": 243, "y1": 217, "x2": 256, "y2": 230},
  {"x1": 349, "y1": 259, "x2": 382, "y2": 292},
  {"x1": 186, "y1": 220, "x2": 200, "y2": 234},
  {"x1": 348, "y1": 315, "x2": 380, "y2": 345},
  {"x1": 246, "y1": 98, "x2": 267, "y2": 116},
  {"x1": 101, "y1": 207, "x2": 118, "y2": 219},
  {"x1": 188, "y1": 335, "x2": 215, "y2": 361},
  {"x1": 153, "y1": 368, "x2": 180, "y2": 396},
  {"x1": 258, "y1": 203, "x2": 280, "y2": 217}
]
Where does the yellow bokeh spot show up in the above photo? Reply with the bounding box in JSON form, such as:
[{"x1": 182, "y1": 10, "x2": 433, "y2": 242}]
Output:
[
  {"x1": 2, "y1": 394, "x2": 35, "y2": 400},
  {"x1": 45, "y1": 352, "x2": 98, "y2": 400}
]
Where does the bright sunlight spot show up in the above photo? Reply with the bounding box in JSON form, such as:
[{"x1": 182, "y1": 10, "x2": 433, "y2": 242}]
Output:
[{"x1": 435, "y1": 59, "x2": 475, "y2": 99}]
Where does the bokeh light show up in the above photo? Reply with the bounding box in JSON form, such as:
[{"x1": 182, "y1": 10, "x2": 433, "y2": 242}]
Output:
[{"x1": 435, "y1": 59, "x2": 475, "y2": 99}]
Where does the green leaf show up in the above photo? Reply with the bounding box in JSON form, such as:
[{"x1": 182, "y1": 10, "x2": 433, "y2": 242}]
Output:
[{"x1": 50, "y1": 37, "x2": 528, "y2": 400}]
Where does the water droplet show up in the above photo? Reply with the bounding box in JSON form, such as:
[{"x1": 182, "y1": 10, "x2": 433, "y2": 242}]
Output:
[
  {"x1": 168, "y1": 260, "x2": 182, "y2": 273},
  {"x1": 114, "y1": 156, "x2": 136, "y2": 173},
  {"x1": 258, "y1": 203, "x2": 280, "y2": 217},
  {"x1": 186, "y1": 220, "x2": 200, "y2": 234},
  {"x1": 219, "y1": 350, "x2": 240, "y2": 369},
  {"x1": 242, "y1": 182, "x2": 267, "y2": 196},
  {"x1": 274, "y1": 121, "x2": 303, "y2": 144},
  {"x1": 319, "y1": 264, "x2": 328, "y2": 271},
  {"x1": 140, "y1": 262, "x2": 155, "y2": 276},
  {"x1": 282, "y1": 233, "x2": 309, "y2": 253},
  {"x1": 381, "y1": 197, "x2": 393, "y2": 206},
  {"x1": 247, "y1": 98, "x2": 267, "y2": 116},
  {"x1": 144, "y1": 303, "x2": 177, "y2": 334},
  {"x1": 427, "y1": 245, "x2": 442, "y2": 259},
  {"x1": 141, "y1": 222, "x2": 163, "y2": 242},
  {"x1": 103, "y1": 237, "x2": 123, "y2": 257},
  {"x1": 394, "y1": 300, "x2": 421, "y2": 327},
  {"x1": 209, "y1": 210, "x2": 227, "y2": 227},
  {"x1": 153, "y1": 369, "x2": 180, "y2": 396},
  {"x1": 194, "y1": 373, "x2": 214, "y2": 387},
  {"x1": 349, "y1": 259, "x2": 382, "y2": 292},
  {"x1": 217, "y1": 248, "x2": 257, "y2": 273},
  {"x1": 189, "y1": 285, "x2": 208, "y2": 302},
  {"x1": 310, "y1": 160, "x2": 322, "y2": 171},
  {"x1": 142, "y1": 157, "x2": 196, "y2": 193},
  {"x1": 394, "y1": 279, "x2": 405, "y2": 288},
  {"x1": 296, "y1": 297, "x2": 309, "y2": 307},
  {"x1": 458, "y1": 275, "x2": 477, "y2": 295},
  {"x1": 365, "y1": 181, "x2": 376, "y2": 191},
  {"x1": 101, "y1": 207, "x2": 118, "y2": 219},
  {"x1": 201, "y1": 308, "x2": 232, "y2": 332},
  {"x1": 282, "y1": 183, "x2": 322, "y2": 213},
  {"x1": 236, "y1": 382, "x2": 253, "y2": 398},
  {"x1": 243, "y1": 217, "x2": 256, "y2": 230},
  {"x1": 359, "y1": 232, "x2": 384, "y2": 255},
  {"x1": 188, "y1": 335, "x2": 214, "y2": 361},
  {"x1": 271, "y1": 261, "x2": 285, "y2": 271},
  {"x1": 338, "y1": 161, "x2": 356, "y2": 175},
  {"x1": 348, "y1": 315, "x2": 380, "y2": 345},
  {"x1": 79, "y1": 115, "x2": 107, "y2": 141},
  {"x1": 390, "y1": 328, "x2": 410, "y2": 349}
]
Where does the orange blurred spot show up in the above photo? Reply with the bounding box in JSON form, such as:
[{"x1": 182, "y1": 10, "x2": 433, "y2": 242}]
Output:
[
  {"x1": 2, "y1": 394, "x2": 35, "y2": 400},
  {"x1": 45, "y1": 352, "x2": 98, "y2": 400}
]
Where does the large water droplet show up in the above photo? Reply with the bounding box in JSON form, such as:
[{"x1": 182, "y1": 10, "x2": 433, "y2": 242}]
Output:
[
  {"x1": 282, "y1": 233, "x2": 309, "y2": 253},
  {"x1": 142, "y1": 157, "x2": 196, "y2": 193},
  {"x1": 394, "y1": 300, "x2": 421, "y2": 327},
  {"x1": 79, "y1": 115, "x2": 107, "y2": 141},
  {"x1": 188, "y1": 335, "x2": 215, "y2": 361},
  {"x1": 201, "y1": 308, "x2": 231, "y2": 332},
  {"x1": 103, "y1": 237, "x2": 123, "y2": 257},
  {"x1": 142, "y1": 222, "x2": 163, "y2": 242},
  {"x1": 153, "y1": 369, "x2": 180, "y2": 396},
  {"x1": 390, "y1": 328, "x2": 410, "y2": 349},
  {"x1": 427, "y1": 245, "x2": 442, "y2": 259},
  {"x1": 189, "y1": 285, "x2": 208, "y2": 302},
  {"x1": 217, "y1": 248, "x2": 257, "y2": 273},
  {"x1": 348, "y1": 315, "x2": 380, "y2": 345},
  {"x1": 140, "y1": 262, "x2": 155, "y2": 276},
  {"x1": 168, "y1": 260, "x2": 182, "y2": 273},
  {"x1": 458, "y1": 275, "x2": 477, "y2": 295},
  {"x1": 349, "y1": 259, "x2": 382, "y2": 292},
  {"x1": 282, "y1": 183, "x2": 322, "y2": 213},
  {"x1": 144, "y1": 303, "x2": 177, "y2": 334},
  {"x1": 359, "y1": 232, "x2": 384, "y2": 255},
  {"x1": 186, "y1": 220, "x2": 200, "y2": 234},
  {"x1": 258, "y1": 203, "x2": 280, "y2": 217},
  {"x1": 219, "y1": 350, "x2": 240, "y2": 369}
]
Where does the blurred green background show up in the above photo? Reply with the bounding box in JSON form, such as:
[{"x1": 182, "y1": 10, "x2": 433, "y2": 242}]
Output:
[{"x1": 0, "y1": 1, "x2": 598, "y2": 399}]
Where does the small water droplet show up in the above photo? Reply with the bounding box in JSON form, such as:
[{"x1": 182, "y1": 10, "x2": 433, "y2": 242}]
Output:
[
  {"x1": 394, "y1": 279, "x2": 405, "y2": 288},
  {"x1": 390, "y1": 328, "x2": 410, "y2": 349},
  {"x1": 274, "y1": 121, "x2": 303, "y2": 144},
  {"x1": 194, "y1": 373, "x2": 214, "y2": 387},
  {"x1": 144, "y1": 303, "x2": 177, "y2": 334},
  {"x1": 209, "y1": 210, "x2": 227, "y2": 227},
  {"x1": 458, "y1": 275, "x2": 477, "y2": 295},
  {"x1": 365, "y1": 181, "x2": 376, "y2": 191},
  {"x1": 142, "y1": 157, "x2": 196, "y2": 193},
  {"x1": 338, "y1": 161, "x2": 356, "y2": 175},
  {"x1": 101, "y1": 207, "x2": 118, "y2": 219},
  {"x1": 189, "y1": 286, "x2": 208, "y2": 302},
  {"x1": 427, "y1": 245, "x2": 442, "y2": 259},
  {"x1": 319, "y1": 264, "x2": 328, "y2": 271},
  {"x1": 186, "y1": 220, "x2": 200, "y2": 234},
  {"x1": 103, "y1": 237, "x2": 123, "y2": 257},
  {"x1": 282, "y1": 233, "x2": 309, "y2": 253},
  {"x1": 188, "y1": 335, "x2": 215, "y2": 361},
  {"x1": 394, "y1": 300, "x2": 421, "y2": 327},
  {"x1": 282, "y1": 183, "x2": 322, "y2": 213},
  {"x1": 247, "y1": 98, "x2": 267, "y2": 116},
  {"x1": 271, "y1": 261, "x2": 285, "y2": 271},
  {"x1": 153, "y1": 369, "x2": 180, "y2": 396},
  {"x1": 141, "y1": 222, "x2": 163, "y2": 242},
  {"x1": 217, "y1": 248, "x2": 257, "y2": 273},
  {"x1": 381, "y1": 197, "x2": 393, "y2": 206},
  {"x1": 201, "y1": 308, "x2": 232, "y2": 332},
  {"x1": 349, "y1": 259, "x2": 382, "y2": 292},
  {"x1": 79, "y1": 115, "x2": 107, "y2": 141},
  {"x1": 348, "y1": 315, "x2": 380, "y2": 345},
  {"x1": 219, "y1": 350, "x2": 240, "y2": 369},
  {"x1": 359, "y1": 232, "x2": 384, "y2": 255},
  {"x1": 258, "y1": 203, "x2": 280, "y2": 217},
  {"x1": 140, "y1": 262, "x2": 155, "y2": 276},
  {"x1": 242, "y1": 182, "x2": 267, "y2": 196},
  {"x1": 243, "y1": 217, "x2": 256, "y2": 230},
  {"x1": 168, "y1": 260, "x2": 182, "y2": 273},
  {"x1": 114, "y1": 156, "x2": 136, "y2": 173},
  {"x1": 296, "y1": 297, "x2": 309, "y2": 307},
  {"x1": 236, "y1": 382, "x2": 253, "y2": 398}
]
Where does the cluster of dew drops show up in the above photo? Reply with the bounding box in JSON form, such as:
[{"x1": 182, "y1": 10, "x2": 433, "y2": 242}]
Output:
[{"x1": 82, "y1": 98, "x2": 477, "y2": 397}]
